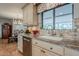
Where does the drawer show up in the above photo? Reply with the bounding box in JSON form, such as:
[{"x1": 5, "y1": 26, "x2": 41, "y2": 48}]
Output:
[
  {"x1": 32, "y1": 39, "x2": 64, "y2": 55},
  {"x1": 40, "y1": 48, "x2": 58, "y2": 56},
  {"x1": 39, "y1": 40, "x2": 64, "y2": 55}
]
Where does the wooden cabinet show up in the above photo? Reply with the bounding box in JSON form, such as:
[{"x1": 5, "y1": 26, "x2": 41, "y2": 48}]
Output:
[
  {"x1": 65, "y1": 47, "x2": 79, "y2": 56},
  {"x1": 2, "y1": 23, "x2": 12, "y2": 39},
  {"x1": 23, "y1": 4, "x2": 37, "y2": 25}
]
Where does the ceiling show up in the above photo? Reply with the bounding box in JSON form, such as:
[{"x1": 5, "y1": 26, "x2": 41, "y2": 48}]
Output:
[{"x1": 0, "y1": 3, "x2": 25, "y2": 20}]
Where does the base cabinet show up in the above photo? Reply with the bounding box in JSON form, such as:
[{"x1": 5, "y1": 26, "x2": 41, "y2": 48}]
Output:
[
  {"x1": 32, "y1": 45, "x2": 58, "y2": 56},
  {"x1": 32, "y1": 39, "x2": 79, "y2": 56},
  {"x1": 65, "y1": 47, "x2": 79, "y2": 56},
  {"x1": 32, "y1": 39, "x2": 63, "y2": 56},
  {"x1": 32, "y1": 45, "x2": 41, "y2": 56}
]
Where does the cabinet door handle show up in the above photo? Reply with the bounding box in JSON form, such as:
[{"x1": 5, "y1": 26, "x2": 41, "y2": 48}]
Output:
[
  {"x1": 41, "y1": 50, "x2": 46, "y2": 53},
  {"x1": 35, "y1": 42, "x2": 38, "y2": 44}
]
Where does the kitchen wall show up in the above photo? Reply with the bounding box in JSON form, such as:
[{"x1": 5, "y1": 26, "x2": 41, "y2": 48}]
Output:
[
  {"x1": 0, "y1": 3, "x2": 24, "y2": 20},
  {"x1": 0, "y1": 18, "x2": 12, "y2": 39},
  {"x1": 37, "y1": 3, "x2": 79, "y2": 41}
]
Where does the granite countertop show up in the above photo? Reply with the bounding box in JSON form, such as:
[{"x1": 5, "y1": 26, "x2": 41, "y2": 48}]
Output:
[
  {"x1": 36, "y1": 37, "x2": 65, "y2": 46},
  {"x1": 19, "y1": 33, "x2": 79, "y2": 51},
  {"x1": 36, "y1": 37, "x2": 79, "y2": 51},
  {"x1": 65, "y1": 41, "x2": 79, "y2": 50}
]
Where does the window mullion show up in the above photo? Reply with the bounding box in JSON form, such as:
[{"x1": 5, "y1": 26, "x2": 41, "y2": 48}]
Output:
[{"x1": 53, "y1": 9, "x2": 55, "y2": 30}]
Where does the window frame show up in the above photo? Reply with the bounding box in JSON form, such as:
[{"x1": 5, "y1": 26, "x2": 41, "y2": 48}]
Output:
[
  {"x1": 42, "y1": 9, "x2": 54, "y2": 30},
  {"x1": 55, "y1": 4, "x2": 74, "y2": 30},
  {"x1": 40, "y1": 3, "x2": 74, "y2": 30},
  {"x1": 37, "y1": 13, "x2": 43, "y2": 29}
]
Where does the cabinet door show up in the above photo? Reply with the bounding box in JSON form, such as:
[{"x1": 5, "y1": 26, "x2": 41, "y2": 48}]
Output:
[
  {"x1": 18, "y1": 35, "x2": 23, "y2": 52},
  {"x1": 32, "y1": 45, "x2": 41, "y2": 56},
  {"x1": 27, "y1": 4, "x2": 33, "y2": 25},
  {"x1": 40, "y1": 48, "x2": 58, "y2": 56},
  {"x1": 65, "y1": 47, "x2": 79, "y2": 56},
  {"x1": 23, "y1": 4, "x2": 34, "y2": 25},
  {"x1": 23, "y1": 5, "x2": 29, "y2": 24}
]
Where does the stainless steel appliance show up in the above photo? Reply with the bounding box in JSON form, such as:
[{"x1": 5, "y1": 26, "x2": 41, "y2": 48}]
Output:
[{"x1": 23, "y1": 36, "x2": 32, "y2": 56}]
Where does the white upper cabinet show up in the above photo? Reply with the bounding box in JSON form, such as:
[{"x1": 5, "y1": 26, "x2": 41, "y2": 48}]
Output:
[
  {"x1": 23, "y1": 4, "x2": 37, "y2": 25},
  {"x1": 74, "y1": 4, "x2": 79, "y2": 19}
]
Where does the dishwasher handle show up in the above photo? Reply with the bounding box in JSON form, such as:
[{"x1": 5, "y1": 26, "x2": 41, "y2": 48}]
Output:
[{"x1": 23, "y1": 38, "x2": 30, "y2": 42}]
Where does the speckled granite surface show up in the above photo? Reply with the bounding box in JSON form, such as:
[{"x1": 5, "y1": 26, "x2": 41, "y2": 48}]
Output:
[
  {"x1": 0, "y1": 39, "x2": 22, "y2": 56},
  {"x1": 35, "y1": 37, "x2": 79, "y2": 51},
  {"x1": 22, "y1": 33, "x2": 79, "y2": 51}
]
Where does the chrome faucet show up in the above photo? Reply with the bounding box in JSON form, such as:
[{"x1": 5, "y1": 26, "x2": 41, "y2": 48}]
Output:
[{"x1": 48, "y1": 29, "x2": 56, "y2": 36}]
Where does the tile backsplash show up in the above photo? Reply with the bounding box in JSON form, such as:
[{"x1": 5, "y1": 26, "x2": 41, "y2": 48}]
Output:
[
  {"x1": 40, "y1": 29, "x2": 75, "y2": 40},
  {"x1": 40, "y1": 29, "x2": 50, "y2": 36}
]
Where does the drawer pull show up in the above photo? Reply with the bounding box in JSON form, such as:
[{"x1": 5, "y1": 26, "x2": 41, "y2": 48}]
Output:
[
  {"x1": 50, "y1": 47, "x2": 53, "y2": 50},
  {"x1": 41, "y1": 50, "x2": 45, "y2": 53},
  {"x1": 35, "y1": 42, "x2": 38, "y2": 44}
]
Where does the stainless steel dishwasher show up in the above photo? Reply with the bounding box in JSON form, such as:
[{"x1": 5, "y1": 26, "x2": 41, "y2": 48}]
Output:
[{"x1": 23, "y1": 36, "x2": 32, "y2": 56}]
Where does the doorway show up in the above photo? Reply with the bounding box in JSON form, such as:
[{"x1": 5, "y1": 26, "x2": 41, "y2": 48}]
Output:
[{"x1": 2, "y1": 23, "x2": 12, "y2": 39}]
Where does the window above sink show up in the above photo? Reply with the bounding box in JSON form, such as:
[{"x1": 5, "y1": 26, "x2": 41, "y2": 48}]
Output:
[{"x1": 38, "y1": 3, "x2": 75, "y2": 30}]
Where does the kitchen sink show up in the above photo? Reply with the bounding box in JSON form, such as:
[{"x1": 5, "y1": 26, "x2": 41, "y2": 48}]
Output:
[{"x1": 37, "y1": 36, "x2": 63, "y2": 41}]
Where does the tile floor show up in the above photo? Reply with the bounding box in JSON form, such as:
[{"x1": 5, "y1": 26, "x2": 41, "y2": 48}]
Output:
[{"x1": 0, "y1": 39, "x2": 22, "y2": 56}]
